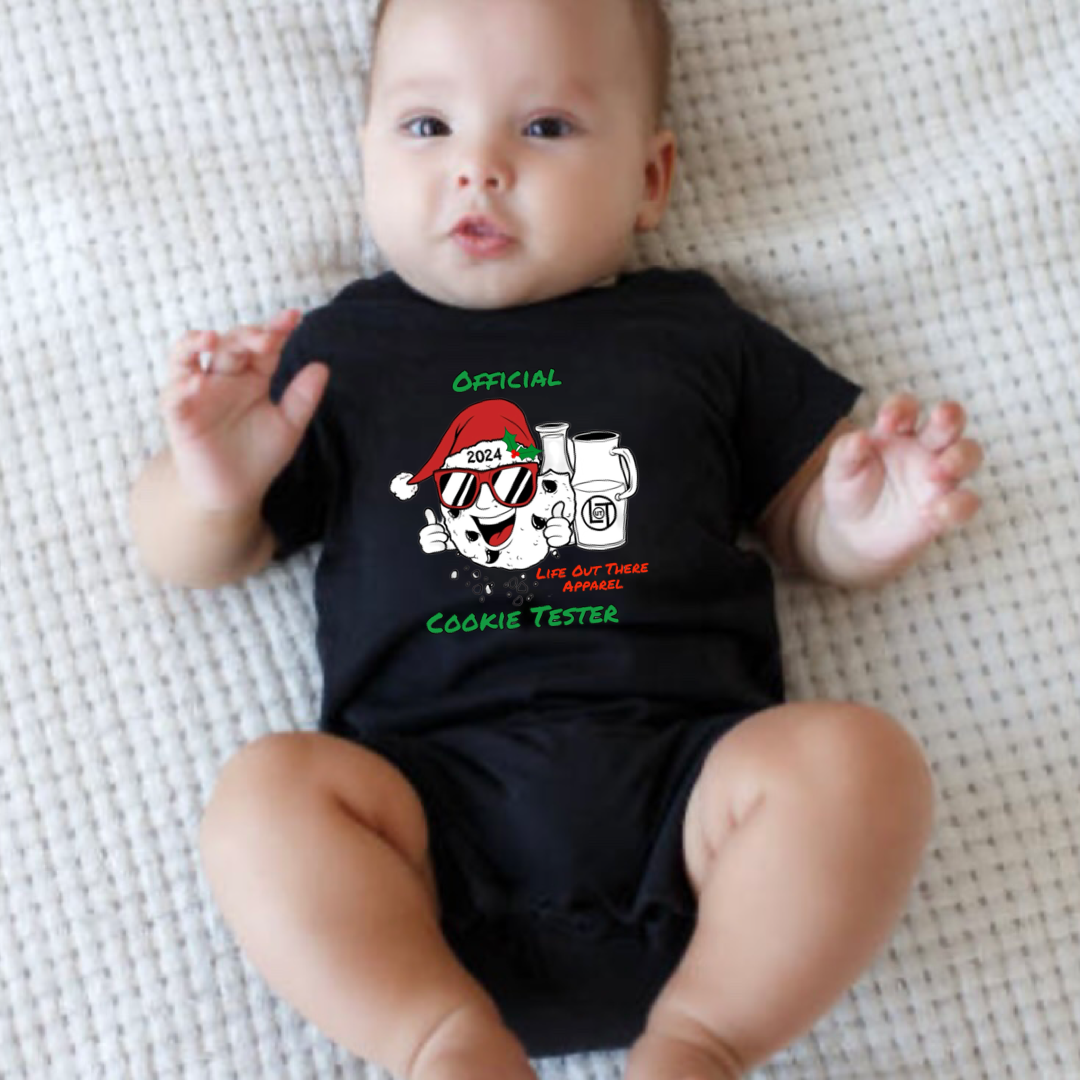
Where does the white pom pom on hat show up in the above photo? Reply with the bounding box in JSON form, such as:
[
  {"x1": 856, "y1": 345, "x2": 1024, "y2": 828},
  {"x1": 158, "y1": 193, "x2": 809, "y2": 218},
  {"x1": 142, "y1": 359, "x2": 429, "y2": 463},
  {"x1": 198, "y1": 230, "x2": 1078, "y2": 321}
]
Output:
[{"x1": 391, "y1": 472, "x2": 419, "y2": 501}]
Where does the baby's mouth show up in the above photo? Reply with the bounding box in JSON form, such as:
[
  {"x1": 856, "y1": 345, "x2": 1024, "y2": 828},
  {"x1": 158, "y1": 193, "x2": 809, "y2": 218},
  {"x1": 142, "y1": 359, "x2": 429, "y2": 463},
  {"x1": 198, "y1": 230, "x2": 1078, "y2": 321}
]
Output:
[
  {"x1": 451, "y1": 215, "x2": 515, "y2": 258},
  {"x1": 453, "y1": 214, "x2": 512, "y2": 240},
  {"x1": 472, "y1": 509, "x2": 516, "y2": 548}
]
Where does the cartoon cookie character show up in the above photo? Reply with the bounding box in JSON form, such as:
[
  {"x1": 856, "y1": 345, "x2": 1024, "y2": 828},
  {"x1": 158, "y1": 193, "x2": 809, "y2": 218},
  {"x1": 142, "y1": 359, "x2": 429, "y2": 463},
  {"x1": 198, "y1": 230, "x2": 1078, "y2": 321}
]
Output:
[{"x1": 391, "y1": 400, "x2": 574, "y2": 569}]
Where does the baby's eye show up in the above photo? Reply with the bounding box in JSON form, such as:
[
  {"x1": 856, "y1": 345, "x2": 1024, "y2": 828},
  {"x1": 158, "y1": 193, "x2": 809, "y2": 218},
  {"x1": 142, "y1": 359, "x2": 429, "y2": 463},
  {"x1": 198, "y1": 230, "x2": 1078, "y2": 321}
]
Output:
[
  {"x1": 403, "y1": 116, "x2": 450, "y2": 138},
  {"x1": 524, "y1": 116, "x2": 575, "y2": 139}
]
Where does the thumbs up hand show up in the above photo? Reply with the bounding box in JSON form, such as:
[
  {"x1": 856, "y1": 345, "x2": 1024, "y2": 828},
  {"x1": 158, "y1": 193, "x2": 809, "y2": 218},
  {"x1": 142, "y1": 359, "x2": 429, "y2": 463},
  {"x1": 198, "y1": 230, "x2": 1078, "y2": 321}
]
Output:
[
  {"x1": 419, "y1": 507, "x2": 452, "y2": 553},
  {"x1": 544, "y1": 501, "x2": 573, "y2": 548}
]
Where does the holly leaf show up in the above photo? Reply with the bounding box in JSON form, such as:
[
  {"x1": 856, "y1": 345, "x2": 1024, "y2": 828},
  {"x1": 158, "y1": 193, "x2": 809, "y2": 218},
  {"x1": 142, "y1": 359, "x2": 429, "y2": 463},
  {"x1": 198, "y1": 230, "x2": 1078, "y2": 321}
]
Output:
[
  {"x1": 518, "y1": 443, "x2": 539, "y2": 461},
  {"x1": 503, "y1": 428, "x2": 519, "y2": 454}
]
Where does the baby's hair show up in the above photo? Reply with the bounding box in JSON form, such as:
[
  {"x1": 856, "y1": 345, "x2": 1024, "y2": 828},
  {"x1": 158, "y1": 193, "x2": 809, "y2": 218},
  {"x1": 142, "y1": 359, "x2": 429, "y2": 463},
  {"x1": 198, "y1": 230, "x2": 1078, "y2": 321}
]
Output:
[{"x1": 362, "y1": 0, "x2": 673, "y2": 128}]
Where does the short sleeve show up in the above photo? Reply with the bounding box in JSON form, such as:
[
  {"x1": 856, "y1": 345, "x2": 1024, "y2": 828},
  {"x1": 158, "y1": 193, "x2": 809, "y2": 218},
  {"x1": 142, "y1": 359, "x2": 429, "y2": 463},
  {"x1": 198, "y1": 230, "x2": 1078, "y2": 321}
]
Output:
[
  {"x1": 260, "y1": 319, "x2": 339, "y2": 560},
  {"x1": 732, "y1": 306, "x2": 861, "y2": 525}
]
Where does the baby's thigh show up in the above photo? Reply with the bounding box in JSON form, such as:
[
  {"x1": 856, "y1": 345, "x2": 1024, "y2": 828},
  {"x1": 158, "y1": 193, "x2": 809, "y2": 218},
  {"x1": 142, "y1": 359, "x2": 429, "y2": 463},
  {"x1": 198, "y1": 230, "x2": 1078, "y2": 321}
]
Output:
[{"x1": 200, "y1": 730, "x2": 438, "y2": 905}]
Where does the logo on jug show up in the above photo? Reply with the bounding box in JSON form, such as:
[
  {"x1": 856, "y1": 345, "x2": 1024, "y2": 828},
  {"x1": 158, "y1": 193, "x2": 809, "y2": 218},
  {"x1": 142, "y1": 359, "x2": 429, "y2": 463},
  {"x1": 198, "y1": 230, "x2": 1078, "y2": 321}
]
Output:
[{"x1": 583, "y1": 493, "x2": 618, "y2": 530}]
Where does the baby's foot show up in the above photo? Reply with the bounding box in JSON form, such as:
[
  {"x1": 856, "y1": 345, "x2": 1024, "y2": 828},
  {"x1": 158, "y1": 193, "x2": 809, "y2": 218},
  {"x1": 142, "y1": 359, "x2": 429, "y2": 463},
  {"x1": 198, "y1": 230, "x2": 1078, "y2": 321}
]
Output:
[
  {"x1": 625, "y1": 1016, "x2": 744, "y2": 1080},
  {"x1": 409, "y1": 1000, "x2": 538, "y2": 1080}
]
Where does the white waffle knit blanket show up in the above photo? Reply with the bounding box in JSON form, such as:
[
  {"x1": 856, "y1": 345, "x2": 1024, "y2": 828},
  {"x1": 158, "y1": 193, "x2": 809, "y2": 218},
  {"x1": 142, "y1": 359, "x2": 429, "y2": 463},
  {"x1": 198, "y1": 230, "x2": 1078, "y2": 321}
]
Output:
[{"x1": 1, "y1": 1, "x2": 1078, "y2": 1077}]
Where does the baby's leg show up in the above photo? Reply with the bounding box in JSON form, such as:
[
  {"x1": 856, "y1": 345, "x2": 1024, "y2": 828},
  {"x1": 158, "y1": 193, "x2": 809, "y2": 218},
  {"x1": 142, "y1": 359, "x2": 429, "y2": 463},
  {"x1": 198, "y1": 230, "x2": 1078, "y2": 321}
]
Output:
[
  {"x1": 199, "y1": 731, "x2": 537, "y2": 1080},
  {"x1": 626, "y1": 702, "x2": 934, "y2": 1080}
]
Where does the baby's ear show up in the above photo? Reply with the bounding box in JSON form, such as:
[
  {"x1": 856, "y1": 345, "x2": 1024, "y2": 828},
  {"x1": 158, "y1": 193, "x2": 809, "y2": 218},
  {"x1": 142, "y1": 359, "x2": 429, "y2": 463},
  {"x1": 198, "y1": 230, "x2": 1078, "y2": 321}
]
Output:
[{"x1": 635, "y1": 129, "x2": 677, "y2": 232}]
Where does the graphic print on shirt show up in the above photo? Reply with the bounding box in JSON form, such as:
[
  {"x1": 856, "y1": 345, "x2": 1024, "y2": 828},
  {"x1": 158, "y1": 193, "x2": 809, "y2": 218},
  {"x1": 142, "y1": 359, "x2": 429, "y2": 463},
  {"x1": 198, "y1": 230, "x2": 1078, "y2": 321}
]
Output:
[{"x1": 390, "y1": 399, "x2": 638, "y2": 570}]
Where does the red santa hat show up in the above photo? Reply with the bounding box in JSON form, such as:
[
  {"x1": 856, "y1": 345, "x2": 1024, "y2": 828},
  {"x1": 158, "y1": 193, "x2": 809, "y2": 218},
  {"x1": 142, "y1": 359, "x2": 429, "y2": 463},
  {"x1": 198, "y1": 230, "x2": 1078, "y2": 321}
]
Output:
[{"x1": 391, "y1": 399, "x2": 537, "y2": 501}]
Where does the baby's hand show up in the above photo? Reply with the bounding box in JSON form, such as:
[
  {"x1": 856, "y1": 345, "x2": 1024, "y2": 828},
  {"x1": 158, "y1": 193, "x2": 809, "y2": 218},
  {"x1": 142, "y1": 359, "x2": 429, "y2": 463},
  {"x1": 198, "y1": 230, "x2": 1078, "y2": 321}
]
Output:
[
  {"x1": 544, "y1": 501, "x2": 573, "y2": 548},
  {"x1": 821, "y1": 394, "x2": 982, "y2": 568},
  {"x1": 160, "y1": 310, "x2": 329, "y2": 513},
  {"x1": 419, "y1": 508, "x2": 452, "y2": 553}
]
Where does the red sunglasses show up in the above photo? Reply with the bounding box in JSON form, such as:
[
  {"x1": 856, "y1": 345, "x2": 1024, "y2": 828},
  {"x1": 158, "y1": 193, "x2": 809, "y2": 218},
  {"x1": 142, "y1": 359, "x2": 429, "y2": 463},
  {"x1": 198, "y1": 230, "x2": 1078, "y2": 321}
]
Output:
[{"x1": 433, "y1": 462, "x2": 539, "y2": 510}]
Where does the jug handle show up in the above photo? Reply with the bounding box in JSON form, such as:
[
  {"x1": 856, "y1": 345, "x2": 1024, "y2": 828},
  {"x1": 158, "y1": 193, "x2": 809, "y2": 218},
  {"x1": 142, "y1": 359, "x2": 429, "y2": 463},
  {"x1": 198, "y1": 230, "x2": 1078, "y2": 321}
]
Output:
[{"x1": 614, "y1": 448, "x2": 637, "y2": 499}]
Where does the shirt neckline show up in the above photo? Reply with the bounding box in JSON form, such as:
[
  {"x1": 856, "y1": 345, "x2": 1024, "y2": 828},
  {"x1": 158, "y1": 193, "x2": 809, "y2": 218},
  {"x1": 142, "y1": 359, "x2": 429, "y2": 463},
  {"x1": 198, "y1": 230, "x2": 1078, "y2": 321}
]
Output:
[{"x1": 383, "y1": 270, "x2": 629, "y2": 310}]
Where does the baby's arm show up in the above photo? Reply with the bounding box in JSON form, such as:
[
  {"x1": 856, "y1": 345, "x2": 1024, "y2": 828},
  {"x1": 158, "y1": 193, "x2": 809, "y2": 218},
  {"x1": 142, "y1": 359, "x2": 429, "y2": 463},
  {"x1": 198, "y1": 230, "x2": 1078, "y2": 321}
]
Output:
[
  {"x1": 758, "y1": 394, "x2": 983, "y2": 588},
  {"x1": 129, "y1": 311, "x2": 329, "y2": 589}
]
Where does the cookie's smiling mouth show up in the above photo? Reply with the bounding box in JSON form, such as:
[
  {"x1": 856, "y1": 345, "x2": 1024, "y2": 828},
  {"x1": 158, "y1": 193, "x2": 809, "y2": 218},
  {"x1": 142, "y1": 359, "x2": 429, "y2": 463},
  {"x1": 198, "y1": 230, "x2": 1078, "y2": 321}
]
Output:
[{"x1": 472, "y1": 509, "x2": 516, "y2": 548}]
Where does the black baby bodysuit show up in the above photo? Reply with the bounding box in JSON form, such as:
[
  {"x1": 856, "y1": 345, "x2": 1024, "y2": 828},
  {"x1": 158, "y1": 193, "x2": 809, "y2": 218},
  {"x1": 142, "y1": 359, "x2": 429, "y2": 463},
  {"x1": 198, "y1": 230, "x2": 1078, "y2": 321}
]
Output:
[{"x1": 262, "y1": 266, "x2": 860, "y2": 1055}]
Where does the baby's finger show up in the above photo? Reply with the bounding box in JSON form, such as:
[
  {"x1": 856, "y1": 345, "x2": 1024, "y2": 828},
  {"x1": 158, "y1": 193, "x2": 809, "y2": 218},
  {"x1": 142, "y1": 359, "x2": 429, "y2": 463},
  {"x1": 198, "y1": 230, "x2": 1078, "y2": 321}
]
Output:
[
  {"x1": 267, "y1": 308, "x2": 303, "y2": 335},
  {"x1": 158, "y1": 370, "x2": 205, "y2": 424},
  {"x1": 873, "y1": 393, "x2": 920, "y2": 438},
  {"x1": 931, "y1": 438, "x2": 984, "y2": 485},
  {"x1": 249, "y1": 312, "x2": 304, "y2": 377},
  {"x1": 211, "y1": 325, "x2": 267, "y2": 375},
  {"x1": 168, "y1": 330, "x2": 217, "y2": 381},
  {"x1": 277, "y1": 362, "x2": 330, "y2": 433},
  {"x1": 825, "y1": 429, "x2": 876, "y2": 483},
  {"x1": 919, "y1": 402, "x2": 967, "y2": 453},
  {"x1": 925, "y1": 488, "x2": 982, "y2": 535}
]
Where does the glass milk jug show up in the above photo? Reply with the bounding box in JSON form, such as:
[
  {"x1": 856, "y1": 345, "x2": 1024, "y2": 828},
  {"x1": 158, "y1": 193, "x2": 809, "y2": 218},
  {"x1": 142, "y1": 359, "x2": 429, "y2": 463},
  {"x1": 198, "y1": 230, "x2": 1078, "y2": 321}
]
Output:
[{"x1": 570, "y1": 431, "x2": 638, "y2": 550}]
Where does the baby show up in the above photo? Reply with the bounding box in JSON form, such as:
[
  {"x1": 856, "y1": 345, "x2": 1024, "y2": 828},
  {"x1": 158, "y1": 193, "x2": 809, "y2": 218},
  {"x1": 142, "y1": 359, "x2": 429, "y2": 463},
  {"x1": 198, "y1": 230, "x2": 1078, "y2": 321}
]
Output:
[{"x1": 130, "y1": 0, "x2": 983, "y2": 1077}]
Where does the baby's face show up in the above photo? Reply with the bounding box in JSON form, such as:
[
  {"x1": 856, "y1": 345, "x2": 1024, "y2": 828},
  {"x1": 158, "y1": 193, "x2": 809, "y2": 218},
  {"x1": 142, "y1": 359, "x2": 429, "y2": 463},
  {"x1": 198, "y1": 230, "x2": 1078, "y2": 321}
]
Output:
[{"x1": 361, "y1": 0, "x2": 675, "y2": 310}]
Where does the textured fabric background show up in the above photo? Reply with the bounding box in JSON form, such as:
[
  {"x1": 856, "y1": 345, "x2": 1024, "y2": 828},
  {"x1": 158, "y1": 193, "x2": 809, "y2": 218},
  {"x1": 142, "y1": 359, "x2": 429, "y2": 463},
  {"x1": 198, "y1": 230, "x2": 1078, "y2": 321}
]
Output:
[{"x1": 1, "y1": 1, "x2": 1078, "y2": 1077}]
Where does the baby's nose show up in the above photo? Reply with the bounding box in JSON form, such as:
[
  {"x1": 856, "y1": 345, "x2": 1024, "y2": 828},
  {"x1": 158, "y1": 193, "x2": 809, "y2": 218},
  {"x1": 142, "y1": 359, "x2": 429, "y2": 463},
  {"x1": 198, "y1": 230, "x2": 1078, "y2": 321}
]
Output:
[
  {"x1": 457, "y1": 143, "x2": 513, "y2": 192},
  {"x1": 457, "y1": 167, "x2": 510, "y2": 192}
]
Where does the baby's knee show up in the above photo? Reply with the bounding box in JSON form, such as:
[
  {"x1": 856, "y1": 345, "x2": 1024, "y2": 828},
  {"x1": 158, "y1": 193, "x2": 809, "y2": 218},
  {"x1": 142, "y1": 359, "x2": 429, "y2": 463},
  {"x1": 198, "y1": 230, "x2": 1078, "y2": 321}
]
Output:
[
  {"x1": 802, "y1": 703, "x2": 934, "y2": 838},
  {"x1": 199, "y1": 732, "x2": 322, "y2": 872}
]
